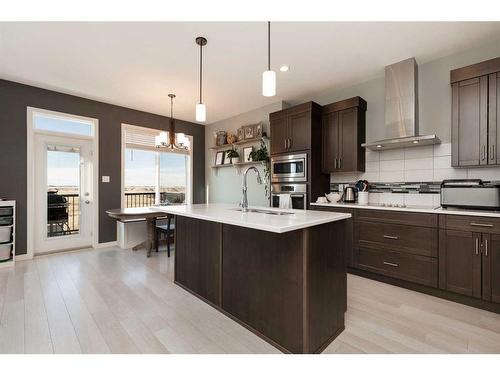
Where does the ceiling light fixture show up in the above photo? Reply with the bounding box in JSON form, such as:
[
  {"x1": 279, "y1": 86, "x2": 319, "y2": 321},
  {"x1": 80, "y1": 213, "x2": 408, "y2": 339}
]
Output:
[
  {"x1": 155, "y1": 94, "x2": 189, "y2": 150},
  {"x1": 280, "y1": 65, "x2": 289, "y2": 72},
  {"x1": 195, "y1": 36, "x2": 208, "y2": 122},
  {"x1": 262, "y1": 21, "x2": 276, "y2": 97}
]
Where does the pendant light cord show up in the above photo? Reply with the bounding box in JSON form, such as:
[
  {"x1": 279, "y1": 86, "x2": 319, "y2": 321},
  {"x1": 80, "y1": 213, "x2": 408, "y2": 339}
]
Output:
[
  {"x1": 199, "y1": 42, "x2": 203, "y2": 104},
  {"x1": 267, "y1": 21, "x2": 271, "y2": 71}
]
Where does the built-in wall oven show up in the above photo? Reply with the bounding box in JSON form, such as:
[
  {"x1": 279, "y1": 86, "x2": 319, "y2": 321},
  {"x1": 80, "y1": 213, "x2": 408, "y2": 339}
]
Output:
[
  {"x1": 271, "y1": 184, "x2": 307, "y2": 210},
  {"x1": 271, "y1": 153, "x2": 307, "y2": 183}
]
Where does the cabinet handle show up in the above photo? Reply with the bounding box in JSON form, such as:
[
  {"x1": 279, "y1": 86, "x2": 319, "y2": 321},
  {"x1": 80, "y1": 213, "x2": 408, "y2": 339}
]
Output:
[
  {"x1": 383, "y1": 261, "x2": 399, "y2": 267},
  {"x1": 335, "y1": 158, "x2": 338, "y2": 169},
  {"x1": 485, "y1": 238, "x2": 488, "y2": 257},
  {"x1": 339, "y1": 158, "x2": 342, "y2": 169},
  {"x1": 491, "y1": 145, "x2": 495, "y2": 160},
  {"x1": 470, "y1": 222, "x2": 493, "y2": 228},
  {"x1": 287, "y1": 138, "x2": 291, "y2": 150},
  {"x1": 284, "y1": 139, "x2": 287, "y2": 150},
  {"x1": 482, "y1": 145, "x2": 486, "y2": 161},
  {"x1": 383, "y1": 235, "x2": 399, "y2": 240},
  {"x1": 475, "y1": 237, "x2": 479, "y2": 255}
]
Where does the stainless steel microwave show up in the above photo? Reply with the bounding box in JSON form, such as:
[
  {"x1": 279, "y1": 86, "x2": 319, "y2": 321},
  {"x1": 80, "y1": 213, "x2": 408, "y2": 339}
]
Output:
[{"x1": 271, "y1": 153, "x2": 307, "y2": 183}]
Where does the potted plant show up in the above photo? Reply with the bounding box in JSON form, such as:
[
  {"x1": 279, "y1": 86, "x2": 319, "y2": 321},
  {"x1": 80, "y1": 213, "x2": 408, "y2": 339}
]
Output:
[{"x1": 226, "y1": 148, "x2": 239, "y2": 164}]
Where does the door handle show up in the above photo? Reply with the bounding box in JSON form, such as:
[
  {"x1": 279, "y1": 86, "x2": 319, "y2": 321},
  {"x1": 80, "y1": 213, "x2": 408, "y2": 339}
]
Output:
[
  {"x1": 383, "y1": 235, "x2": 399, "y2": 240},
  {"x1": 383, "y1": 261, "x2": 399, "y2": 267},
  {"x1": 475, "y1": 237, "x2": 479, "y2": 255},
  {"x1": 485, "y1": 238, "x2": 488, "y2": 257},
  {"x1": 470, "y1": 222, "x2": 493, "y2": 228}
]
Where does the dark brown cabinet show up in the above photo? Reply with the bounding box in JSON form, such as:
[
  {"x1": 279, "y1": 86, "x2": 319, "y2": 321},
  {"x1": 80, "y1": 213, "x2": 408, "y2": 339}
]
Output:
[
  {"x1": 439, "y1": 219, "x2": 500, "y2": 302},
  {"x1": 451, "y1": 57, "x2": 500, "y2": 167},
  {"x1": 481, "y1": 233, "x2": 500, "y2": 303},
  {"x1": 269, "y1": 102, "x2": 320, "y2": 155},
  {"x1": 438, "y1": 229, "x2": 482, "y2": 297},
  {"x1": 322, "y1": 97, "x2": 366, "y2": 173}
]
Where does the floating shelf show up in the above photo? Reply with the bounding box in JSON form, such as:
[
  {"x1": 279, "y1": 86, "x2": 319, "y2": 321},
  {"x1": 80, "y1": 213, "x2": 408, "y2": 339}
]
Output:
[
  {"x1": 209, "y1": 137, "x2": 270, "y2": 150},
  {"x1": 211, "y1": 160, "x2": 266, "y2": 176}
]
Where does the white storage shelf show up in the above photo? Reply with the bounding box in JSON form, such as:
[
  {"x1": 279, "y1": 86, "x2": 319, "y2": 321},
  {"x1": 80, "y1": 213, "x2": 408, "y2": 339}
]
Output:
[{"x1": 0, "y1": 200, "x2": 15, "y2": 268}]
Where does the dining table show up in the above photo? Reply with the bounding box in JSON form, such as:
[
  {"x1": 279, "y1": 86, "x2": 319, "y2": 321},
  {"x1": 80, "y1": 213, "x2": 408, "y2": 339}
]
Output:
[{"x1": 106, "y1": 207, "x2": 167, "y2": 257}]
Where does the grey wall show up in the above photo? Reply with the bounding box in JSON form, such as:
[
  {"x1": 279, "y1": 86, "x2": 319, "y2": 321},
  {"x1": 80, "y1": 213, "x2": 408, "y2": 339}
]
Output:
[
  {"x1": 0, "y1": 79, "x2": 206, "y2": 254},
  {"x1": 289, "y1": 38, "x2": 500, "y2": 144},
  {"x1": 205, "y1": 102, "x2": 284, "y2": 206}
]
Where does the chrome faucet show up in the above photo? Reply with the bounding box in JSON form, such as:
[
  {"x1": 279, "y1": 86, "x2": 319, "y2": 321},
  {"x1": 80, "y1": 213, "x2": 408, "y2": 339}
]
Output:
[{"x1": 240, "y1": 166, "x2": 263, "y2": 212}]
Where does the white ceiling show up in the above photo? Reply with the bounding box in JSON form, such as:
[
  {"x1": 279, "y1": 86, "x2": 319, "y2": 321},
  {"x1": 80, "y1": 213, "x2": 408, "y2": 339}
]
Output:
[{"x1": 1, "y1": 22, "x2": 500, "y2": 124}]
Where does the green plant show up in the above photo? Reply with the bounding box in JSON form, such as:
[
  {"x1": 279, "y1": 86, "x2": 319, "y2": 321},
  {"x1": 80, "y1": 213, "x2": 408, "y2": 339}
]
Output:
[
  {"x1": 249, "y1": 139, "x2": 271, "y2": 197},
  {"x1": 226, "y1": 147, "x2": 239, "y2": 159}
]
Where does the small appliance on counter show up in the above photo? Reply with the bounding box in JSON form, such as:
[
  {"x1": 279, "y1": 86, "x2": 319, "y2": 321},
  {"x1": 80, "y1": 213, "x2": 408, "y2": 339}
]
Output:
[
  {"x1": 342, "y1": 186, "x2": 357, "y2": 203},
  {"x1": 441, "y1": 179, "x2": 500, "y2": 210}
]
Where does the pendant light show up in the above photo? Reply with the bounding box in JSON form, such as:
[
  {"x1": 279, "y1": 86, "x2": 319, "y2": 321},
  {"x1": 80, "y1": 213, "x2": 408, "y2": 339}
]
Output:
[
  {"x1": 155, "y1": 94, "x2": 189, "y2": 150},
  {"x1": 262, "y1": 21, "x2": 276, "y2": 97},
  {"x1": 195, "y1": 36, "x2": 207, "y2": 122}
]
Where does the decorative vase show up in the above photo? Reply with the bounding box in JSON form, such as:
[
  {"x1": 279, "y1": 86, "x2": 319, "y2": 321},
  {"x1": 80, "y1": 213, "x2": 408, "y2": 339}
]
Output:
[{"x1": 231, "y1": 157, "x2": 240, "y2": 164}]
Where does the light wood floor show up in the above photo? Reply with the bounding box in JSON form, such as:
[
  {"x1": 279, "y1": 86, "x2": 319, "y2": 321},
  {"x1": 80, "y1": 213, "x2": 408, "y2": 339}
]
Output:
[{"x1": 1, "y1": 246, "x2": 500, "y2": 354}]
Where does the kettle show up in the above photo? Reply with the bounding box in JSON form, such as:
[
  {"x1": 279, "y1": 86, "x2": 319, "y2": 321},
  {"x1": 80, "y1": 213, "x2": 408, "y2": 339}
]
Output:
[{"x1": 342, "y1": 186, "x2": 357, "y2": 203}]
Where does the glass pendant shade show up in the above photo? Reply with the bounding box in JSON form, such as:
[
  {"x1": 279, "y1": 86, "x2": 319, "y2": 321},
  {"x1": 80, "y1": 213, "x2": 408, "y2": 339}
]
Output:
[
  {"x1": 155, "y1": 131, "x2": 169, "y2": 147},
  {"x1": 262, "y1": 70, "x2": 276, "y2": 97},
  {"x1": 196, "y1": 103, "x2": 206, "y2": 122}
]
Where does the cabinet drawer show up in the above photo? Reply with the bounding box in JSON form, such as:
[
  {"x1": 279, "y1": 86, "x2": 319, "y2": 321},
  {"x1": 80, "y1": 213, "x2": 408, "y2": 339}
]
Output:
[
  {"x1": 441, "y1": 214, "x2": 500, "y2": 234},
  {"x1": 358, "y1": 221, "x2": 438, "y2": 257},
  {"x1": 357, "y1": 246, "x2": 438, "y2": 287},
  {"x1": 357, "y1": 209, "x2": 437, "y2": 228}
]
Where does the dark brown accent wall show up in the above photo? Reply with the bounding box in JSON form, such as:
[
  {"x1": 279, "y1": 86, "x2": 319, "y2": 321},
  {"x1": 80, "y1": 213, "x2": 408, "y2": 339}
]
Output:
[{"x1": 0, "y1": 79, "x2": 205, "y2": 254}]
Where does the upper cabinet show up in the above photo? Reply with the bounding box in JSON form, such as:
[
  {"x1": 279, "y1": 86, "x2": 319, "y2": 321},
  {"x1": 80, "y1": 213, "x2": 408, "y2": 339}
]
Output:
[
  {"x1": 269, "y1": 102, "x2": 321, "y2": 155},
  {"x1": 451, "y1": 57, "x2": 500, "y2": 167},
  {"x1": 321, "y1": 97, "x2": 367, "y2": 173}
]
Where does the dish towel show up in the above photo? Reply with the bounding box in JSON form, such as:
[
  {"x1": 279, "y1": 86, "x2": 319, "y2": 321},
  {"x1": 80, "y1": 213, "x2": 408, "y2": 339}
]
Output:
[{"x1": 278, "y1": 194, "x2": 292, "y2": 209}]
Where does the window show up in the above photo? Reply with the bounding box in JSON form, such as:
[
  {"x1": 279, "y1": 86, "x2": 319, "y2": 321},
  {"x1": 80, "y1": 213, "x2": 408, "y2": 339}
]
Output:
[
  {"x1": 34, "y1": 112, "x2": 94, "y2": 137},
  {"x1": 122, "y1": 124, "x2": 191, "y2": 208}
]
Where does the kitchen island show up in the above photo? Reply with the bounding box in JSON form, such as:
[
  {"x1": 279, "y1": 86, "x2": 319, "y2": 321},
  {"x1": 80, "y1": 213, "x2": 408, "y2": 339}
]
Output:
[{"x1": 154, "y1": 203, "x2": 351, "y2": 354}]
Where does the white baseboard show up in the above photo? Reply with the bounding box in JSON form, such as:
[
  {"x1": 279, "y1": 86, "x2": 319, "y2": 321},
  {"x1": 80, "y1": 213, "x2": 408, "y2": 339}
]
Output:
[
  {"x1": 94, "y1": 241, "x2": 118, "y2": 249},
  {"x1": 14, "y1": 253, "x2": 33, "y2": 261}
]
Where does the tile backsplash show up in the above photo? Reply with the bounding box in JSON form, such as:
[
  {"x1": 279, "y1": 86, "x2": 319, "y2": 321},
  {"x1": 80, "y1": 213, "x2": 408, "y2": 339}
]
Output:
[{"x1": 330, "y1": 142, "x2": 500, "y2": 184}]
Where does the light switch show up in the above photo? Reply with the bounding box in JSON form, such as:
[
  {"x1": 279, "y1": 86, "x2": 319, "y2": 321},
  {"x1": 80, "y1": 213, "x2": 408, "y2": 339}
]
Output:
[{"x1": 102, "y1": 176, "x2": 110, "y2": 183}]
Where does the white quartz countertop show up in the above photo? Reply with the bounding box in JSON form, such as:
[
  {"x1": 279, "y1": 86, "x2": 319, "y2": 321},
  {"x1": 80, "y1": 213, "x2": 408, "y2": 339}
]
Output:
[
  {"x1": 310, "y1": 202, "x2": 500, "y2": 218},
  {"x1": 153, "y1": 203, "x2": 351, "y2": 233}
]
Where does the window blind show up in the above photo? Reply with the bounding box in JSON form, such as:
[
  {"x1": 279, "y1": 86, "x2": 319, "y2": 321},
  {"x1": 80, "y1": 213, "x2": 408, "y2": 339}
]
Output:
[{"x1": 123, "y1": 124, "x2": 190, "y2": 155}]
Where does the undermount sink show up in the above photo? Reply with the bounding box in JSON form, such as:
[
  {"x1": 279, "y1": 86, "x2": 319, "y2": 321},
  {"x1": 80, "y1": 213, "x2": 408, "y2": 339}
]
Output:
[{"x1": 230, "y1": 208, "x2": 294, "y2": 216}]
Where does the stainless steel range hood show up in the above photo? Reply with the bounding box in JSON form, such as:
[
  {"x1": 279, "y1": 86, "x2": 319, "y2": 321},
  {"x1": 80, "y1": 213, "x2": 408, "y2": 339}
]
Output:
[{"x1": 362, "y1": 57, "x2": 440, "y2": 151}]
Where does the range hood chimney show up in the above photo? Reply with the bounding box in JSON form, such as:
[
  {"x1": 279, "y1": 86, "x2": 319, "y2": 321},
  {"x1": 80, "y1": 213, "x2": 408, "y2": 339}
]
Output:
[{"x1": 362, "y1": 57, "x2": 440, "y2": 151}]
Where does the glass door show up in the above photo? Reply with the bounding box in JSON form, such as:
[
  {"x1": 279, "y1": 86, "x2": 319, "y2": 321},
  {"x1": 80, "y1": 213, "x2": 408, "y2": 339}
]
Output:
[{"x1": 34, "y1": 134, "x2": 93, "y2": 253}]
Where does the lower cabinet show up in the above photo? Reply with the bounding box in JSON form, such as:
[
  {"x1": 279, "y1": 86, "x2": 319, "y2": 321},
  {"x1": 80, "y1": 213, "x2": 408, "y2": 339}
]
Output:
[
  {"x1": 357, "y1": 246, "x2": 438, "y2": 287},
  {"x1": 440, "y1": 229, "x2": 500, "y2": 303},
  {"x1": 438, "y1": 230, "x2": 482, "y2": 298}
]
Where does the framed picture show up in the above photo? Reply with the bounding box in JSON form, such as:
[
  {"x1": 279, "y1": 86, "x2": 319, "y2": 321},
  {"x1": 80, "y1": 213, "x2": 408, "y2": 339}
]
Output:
[
  {"x1": 256, "y1": 123, "x2": 263, "y2": 137},
  {"x1": 223, "y1": 151, "x2": 232, "y2": 165},
  {"x1": 243, "y1": 146, "x2": 253, "y2": 162},
  {"x1": 215, "y1": 151, "x2": 225, "y2": 166},
  {"x1": 237, "y1": 127, "x2": 244, "y2": 141},
  {"x1": 244, "y1": 125, "x2": 254, "y2": 139}
]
